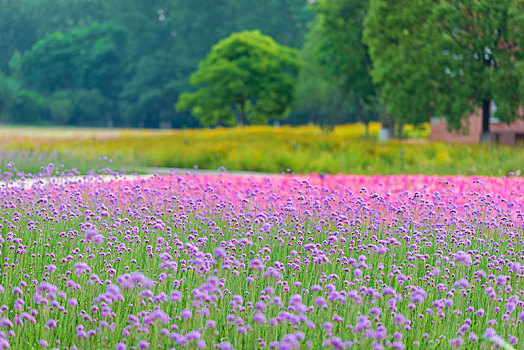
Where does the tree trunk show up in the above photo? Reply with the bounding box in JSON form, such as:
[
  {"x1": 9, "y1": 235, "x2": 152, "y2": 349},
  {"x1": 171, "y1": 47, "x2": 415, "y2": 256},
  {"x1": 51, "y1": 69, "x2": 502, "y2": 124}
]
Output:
[
  {"x1": 382, "y1": 113, "x2": 394, "y2": 131},
  {"x1": 355, "y1": 102, "x2": 362, "y2": 123},
  {"x1": 238, "y1": 100, "x2": 245, "y2": 127},
  {"x1": 0, "y1": 106, "x2": 9, "y2": 123},
  {"x1": 106, "y1": 111, "x2": 114, "y2": 128},
  {"x1": 396, "y1": 122, "x2": 404, "y2": 139},
  {"x1": 481, "y1": 99, "x2": 491, "y2": 143},
  {"x1": 332, "y1": 96, "x2": 345, "y2": 126},
  {"x1": 356, "y1": 102, "x2": 370, "y2": 138},
  {"x1": 308, "y1": 113, "x2": 315, "y2": 126},
  {"x1": 364, "y1": 112, "x2": 370, "y2": 140}
]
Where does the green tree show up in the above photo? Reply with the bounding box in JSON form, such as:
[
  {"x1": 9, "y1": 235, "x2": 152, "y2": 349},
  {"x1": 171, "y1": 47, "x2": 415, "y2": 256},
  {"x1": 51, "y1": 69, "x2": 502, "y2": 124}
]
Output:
[
  {"x1": 49, "y1": 91, "x2": 74, "y2": 124},
  {"x1": 0, "y1": 72, "x2": 49, "y2": 124},
  {"x1": 364, "y1": 0, "x2": 436, "y2": 136},
  {"x1": 364, "y1": 0, "x2": 524, "y2": 141},
  {"x1": 295, "y1": 22, "x2": 349, "y2": 130},
  {"x1": 1, "y1": 0, "x2": 312, "y2": 128},
  {"x1": 176, "y1": 30, "x2": 299, "y2": 126},
  {"x1": 308, "y1": 0, "x2": 377, "y2": 136},
  {"x1": 232, "y1": 0, "x2": 313, "y2": 48},
  {"x1": 15, "y1": 22, "x2": 124, "y2": 126},
  {"x1": 16, "y1": 22, "x2": 124, "y2": 96},
  {"x1": 119, "y1": 51, "x2": 195, "y2": 128},
  {"x1": 47, "y1": 89, "x2": 112, "y2": 126},
  {"x1": 69, "y1": 89, "x2": 113, "y2": 126},
  {"x1": 0, "y1": 0, "x2": 108, "y2": 71},
  {"x1": 429, "y1": 0, "x2": 524, "y2": 141},
  {"x1": 110, "y1": 0, "x2": 311, "y2": 128},
  {"x1": 0, "y1": 73, "x2": 19, "y2": 122}
]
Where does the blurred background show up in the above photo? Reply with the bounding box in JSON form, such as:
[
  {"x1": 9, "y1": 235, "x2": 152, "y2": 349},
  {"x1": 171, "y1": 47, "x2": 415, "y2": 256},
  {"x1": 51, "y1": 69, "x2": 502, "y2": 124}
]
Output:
[{"x1": 0, "y1": 0, "x2": 522, "y2": 176}]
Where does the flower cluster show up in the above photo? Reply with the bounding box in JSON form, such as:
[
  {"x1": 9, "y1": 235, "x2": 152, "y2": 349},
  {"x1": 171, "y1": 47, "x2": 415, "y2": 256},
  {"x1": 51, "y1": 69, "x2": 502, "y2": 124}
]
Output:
[{"x1": 0, "y1": 171, "x2": 522, "y2": 349}]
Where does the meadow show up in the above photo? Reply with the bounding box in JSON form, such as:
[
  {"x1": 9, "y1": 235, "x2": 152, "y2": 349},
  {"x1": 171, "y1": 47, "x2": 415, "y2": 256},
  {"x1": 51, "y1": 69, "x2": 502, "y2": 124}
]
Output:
[
  {"x1": 0, "y1": 170, "x2": 522, "y2": 349},
  {"x1": 0, "y1": 124, "x2": 522, "y2": 176}
]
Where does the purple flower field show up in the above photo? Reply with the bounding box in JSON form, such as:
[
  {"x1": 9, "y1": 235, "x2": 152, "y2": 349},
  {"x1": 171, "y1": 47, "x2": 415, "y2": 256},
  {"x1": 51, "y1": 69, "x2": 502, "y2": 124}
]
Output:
[{"x1": 0, "y1": 171, "x2": 523, "y2": 349}]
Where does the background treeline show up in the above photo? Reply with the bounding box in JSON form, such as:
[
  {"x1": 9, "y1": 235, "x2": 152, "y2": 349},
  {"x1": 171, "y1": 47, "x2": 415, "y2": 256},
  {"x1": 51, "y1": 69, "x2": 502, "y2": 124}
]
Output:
[
  {"x1": 0, "y1": 0, "x2": 315, "y2": 128},
  {"x1": 0, "y1": 0, "x2": 522, "y2": 133}
]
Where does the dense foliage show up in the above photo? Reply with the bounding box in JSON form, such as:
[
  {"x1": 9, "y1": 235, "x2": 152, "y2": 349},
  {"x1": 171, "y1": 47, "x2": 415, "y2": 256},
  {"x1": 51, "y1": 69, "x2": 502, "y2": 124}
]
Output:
[
  {"x1": 307, "y1": 0, "x2": 376, "y2": 134},
  {"x1": 0, "y1": 0, "x2": 522, "y2": 134},
  {"x1": 176, "y1": 31, "x2": 299, "y2": 127},
  {"x1": 363, "y1": 0, "x2": 524, "y2": 136},
  {"x1": 430, "y1": 0, "x2": 524, "y2": 136},
  {"x1": 0, "y1": 0, "x2": 312, "y2": 128},
  {"x1": 363, "y1": 0, "x2": 435, "y2": 130}
]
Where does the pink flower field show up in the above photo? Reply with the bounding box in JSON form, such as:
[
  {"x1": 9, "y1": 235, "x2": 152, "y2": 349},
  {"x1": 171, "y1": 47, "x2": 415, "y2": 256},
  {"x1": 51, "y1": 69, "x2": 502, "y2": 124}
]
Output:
[{"x1": 0, "y1": 172, "x2": 523, "y2": 349}]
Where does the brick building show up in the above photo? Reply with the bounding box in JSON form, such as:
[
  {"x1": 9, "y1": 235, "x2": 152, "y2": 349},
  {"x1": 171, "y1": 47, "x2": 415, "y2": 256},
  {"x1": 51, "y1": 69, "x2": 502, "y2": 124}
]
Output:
[{"x1": 430, "y1": 108, "x2": 524, "y2": 145}]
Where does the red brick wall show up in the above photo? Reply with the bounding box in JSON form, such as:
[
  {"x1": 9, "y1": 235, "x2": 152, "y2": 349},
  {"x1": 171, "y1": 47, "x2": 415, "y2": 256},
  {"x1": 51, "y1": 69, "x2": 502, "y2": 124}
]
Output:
[
  {"x1": 430, "y1": 108, "x2": 524, "y2": 144},
  {"x1": 491, "y1": 118, "x2": 524, "y2": 132},
  {"x1": 430, "y1": 113, "x2": 482, "y2": 143}
]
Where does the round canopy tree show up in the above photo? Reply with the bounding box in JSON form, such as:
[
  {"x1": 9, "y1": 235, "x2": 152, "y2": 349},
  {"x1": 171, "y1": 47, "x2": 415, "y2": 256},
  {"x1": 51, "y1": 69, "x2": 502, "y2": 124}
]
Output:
[{"x1": 176, "y1": 30, "x2": 299, "y2": 126}]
